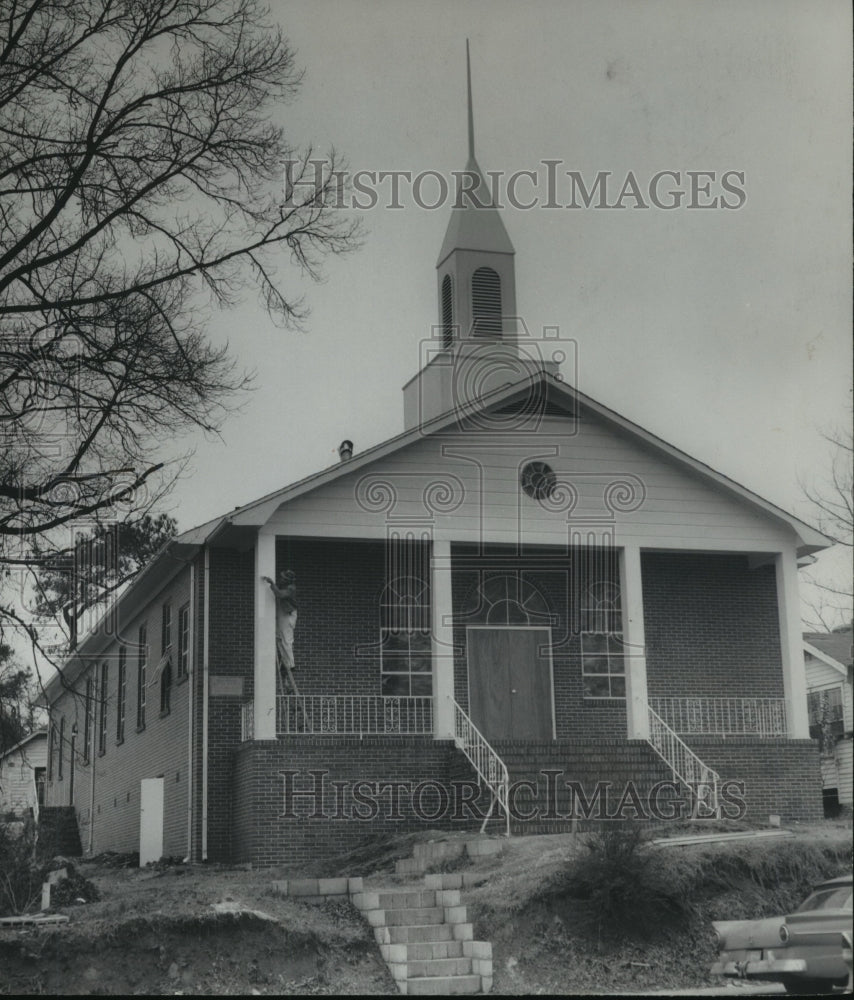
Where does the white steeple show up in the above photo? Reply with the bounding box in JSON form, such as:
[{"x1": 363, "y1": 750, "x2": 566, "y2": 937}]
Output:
[{"x1": 402, "y1": 42, "x2": 525, "y2": 431}]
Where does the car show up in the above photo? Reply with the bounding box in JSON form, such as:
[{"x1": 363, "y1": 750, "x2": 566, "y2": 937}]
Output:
[{"x1": 711, "y1": 874, "x2": 853, "y2": 995}]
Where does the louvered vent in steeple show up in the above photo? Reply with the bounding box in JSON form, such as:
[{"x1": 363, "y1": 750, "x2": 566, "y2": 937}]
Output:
[{"x1": 471, "y1": 266, "x2": 502, "y2": 337}]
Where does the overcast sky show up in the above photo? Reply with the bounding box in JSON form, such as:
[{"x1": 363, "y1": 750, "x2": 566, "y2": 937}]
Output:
[{"x1": 170, "y1": 0, "x2": 851, "y2": 612}]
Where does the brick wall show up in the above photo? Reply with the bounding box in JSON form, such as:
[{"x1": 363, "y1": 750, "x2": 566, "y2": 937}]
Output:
[
  {"x1": 274, "y1": 538, "x2": 388, "y2": 696},
  {"x1": 643, "y1": 552, "x2": 784, "y2": 698},
  {"x1": 690, "y1": 737, "x2": 822, "y2": 823},
  {"x1": 233, "y1": 737, "x2": 466, "y2": 867},
  {"x1": 206, "y1": 546, "x2": 255, "y2": 861}
]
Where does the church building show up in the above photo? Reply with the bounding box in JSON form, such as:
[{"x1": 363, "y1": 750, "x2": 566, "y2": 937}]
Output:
[{"x1": 41, "y1": 51, "x2": 829, "y2": 867}]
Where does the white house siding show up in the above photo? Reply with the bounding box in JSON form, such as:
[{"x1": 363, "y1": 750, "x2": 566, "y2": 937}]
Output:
[
  {"x1": 0, "y1": 734, "x2": 47, "y2": 817},
  {"x1": 805, "y1": 651, "x2": 853, "y2": 806},
  {"x1": 266, "y1": 413, "x2": 794, "y2": 551}
]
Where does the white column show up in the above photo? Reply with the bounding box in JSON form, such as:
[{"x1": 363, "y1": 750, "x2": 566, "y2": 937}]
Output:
[
  {"x1": 431, "y1": 538, "x2": 455, "y2": 740},
  {"x1": 253, "y1": 529, "x2": 278, "y2": 740},
  {"x1": 619, "y1": 545, "x2": 650, "y2": 741},
  {"x1": 775, "y1": 549, "x2": 809, "y2": 739}
]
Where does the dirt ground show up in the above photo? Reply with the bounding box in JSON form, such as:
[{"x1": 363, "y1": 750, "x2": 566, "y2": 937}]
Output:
[
  {"x1": 0, "y1": 861, "x2": 396, "y2": 995},
  {"x1": 0, "y1": 819, "x2": 850, "y2": 996}
]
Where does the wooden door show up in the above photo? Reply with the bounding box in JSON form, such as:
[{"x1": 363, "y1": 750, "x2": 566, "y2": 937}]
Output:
[{"x1": 467, "y1": 628, "x2": 553, "y2": 741}]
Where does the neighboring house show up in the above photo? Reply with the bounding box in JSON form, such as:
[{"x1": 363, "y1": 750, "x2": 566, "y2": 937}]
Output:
[
  {"x1": 40, "y1": 66, "x2": 832, "y2": 868},
  {"x1": 804, "y1": 626, "x2": 853, "y2": 812},
  {"x1": 0, "y1": 730, "x2": 47, "y2": 819}
]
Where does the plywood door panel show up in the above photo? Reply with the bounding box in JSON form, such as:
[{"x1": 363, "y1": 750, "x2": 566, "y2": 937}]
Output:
[{"x1": 468, "y1": 628, "x2": 553, "y2": 741}]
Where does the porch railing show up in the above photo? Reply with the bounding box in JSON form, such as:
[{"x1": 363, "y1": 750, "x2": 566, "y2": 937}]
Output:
[
  {"x1": 452, "y1": 698, "x2": 511, "y2": 837},
  {"x1": 648, "y1": 697, "x2": 787, "y2": 737},
  {"x1": 647, "y1": 704, "x2": 720, "y2": 819},
  {"x1": 276, "y1": 694, "x2": 433, "y2": 736}
]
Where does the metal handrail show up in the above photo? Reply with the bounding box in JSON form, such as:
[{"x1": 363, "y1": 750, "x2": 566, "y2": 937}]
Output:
[
  {"x1": 647, "y1": 704, "x2": 720, "y2": 819},
  {"x1": 451, "y1": 698, "x2": 511, "y2": 837},
  {"x1": 648, "y1": 696, "x2": 787, "y2": 737}
]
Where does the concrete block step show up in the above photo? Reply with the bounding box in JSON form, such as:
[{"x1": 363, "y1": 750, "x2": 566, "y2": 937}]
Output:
[
  {"x1": 405, "y1": 940, "x2": 465, "y2": 961},
  {"x1": 406, "y1": 957, "x2": 474, "y2": 978},
  {"x1": 377, "y1": 890, "x2": 436, "y2": 909},
  {"x1": 405, "y1": 973, "x2": 482, "y2": 995},
  {"x1": 384, "y1": 906, "x2": 445, "y2": 926},
  {"x1": 383, "y1": 923, "x2": 453, "y2": 944},
  {"x1": 423, "y1": 872, "x2": 488, "y2": 891}
]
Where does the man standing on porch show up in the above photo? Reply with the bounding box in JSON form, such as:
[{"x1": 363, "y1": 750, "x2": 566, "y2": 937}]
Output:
[{"x1": 261, "y1": 570, "x2": 298, "y2": 685}]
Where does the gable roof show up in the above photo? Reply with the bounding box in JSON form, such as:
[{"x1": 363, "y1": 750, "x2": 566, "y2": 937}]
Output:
[
  {"x1": 218, "y1": 371, "x2": 832, "y2": 555},
  {"x1": 0, "y1": 729, "x2": 47, "y2": 762},
  {"x1": 804, "y1": 627, "x2": 853, "y2": 675}
]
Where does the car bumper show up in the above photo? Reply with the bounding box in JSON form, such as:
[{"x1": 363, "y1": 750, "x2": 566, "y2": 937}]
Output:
[{"x1": 711, "y1": 958, "x2": 808, "y2": 978}]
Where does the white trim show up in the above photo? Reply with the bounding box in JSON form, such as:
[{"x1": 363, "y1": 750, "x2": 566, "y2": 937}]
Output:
[
  {"x1": 253, "y1": 530, "x2": 278, "y2": 740},
  {"x1": 431, "y1": 539, "x2": 455, "y2": 739},
  {"x1": 776, "y1": 551, "x2": 810, "y2": 738},
  {"x1": 619, "y1": 546, "x2": 650, "y2": 741},
  {"x1": 465, "y1": 625, "x2": 556, "y2": 740}
]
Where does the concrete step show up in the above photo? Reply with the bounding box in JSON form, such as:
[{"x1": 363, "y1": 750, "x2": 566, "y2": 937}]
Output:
[
  {"x1": 377, "y1": 890, "x2": 437, "y2": 909},
  {"x1": 384, "y1": 906, "x2": 446, "y2": 926},
  {"x1": 404, "y1": 940, "x2": 465, "y2": 961},
  {"x1": 406, "y1": 957, "x2": 474, "y2": 978},
  {"x1": 382, "y1": 923, "x2": 453, "y2": 944},
  {"x1": 404, "y1": 973, "x2": 482, "y2": 995}
]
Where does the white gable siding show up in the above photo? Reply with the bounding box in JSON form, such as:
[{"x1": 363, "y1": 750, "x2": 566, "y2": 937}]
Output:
[
  {"x1": 805, "y1": 651, "x2": 853, "y2": 805},
  {"x1": 267, "y1": 413, "x2": 793, "y2": 550}
]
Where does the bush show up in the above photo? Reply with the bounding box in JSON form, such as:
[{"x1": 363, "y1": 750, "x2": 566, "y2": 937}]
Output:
[
  {"x1": 0, "y1": 821, "x2": 100, "y2": 916},
  {"x1": 559, "y1": 824, "x2": 688, "y2": 939},
  {"x1": 0, "y1": 820, "x2": 42, "y2": 916}
]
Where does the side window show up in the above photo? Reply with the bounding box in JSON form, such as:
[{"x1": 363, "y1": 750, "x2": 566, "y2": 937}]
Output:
[
  {"x1": 83, "y1": 677, "x2": 92, "y2": 763},
  {"x1": 116, "y1": 646, "x2": 127, "y2": 743},
  {"x1": 160, "y1": 662, "x2": 172, "y2": 717},
  {"x1": 161, "y1": 601, "x2": 172, "y2": 654},
  {"x1": 98, "y1": 662, "x2": 109, "y2": 755},
  {"x1": 137, "y1": 623, "x2": 147, "y2": 730},
  {"x1": 178, "y1": 604, "x2": 190, "y2": 680}
]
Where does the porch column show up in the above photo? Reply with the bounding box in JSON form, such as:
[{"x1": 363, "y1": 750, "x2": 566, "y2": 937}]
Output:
[
  {"x1": 431, "y1": 538, "x2": 455, "y2": 740},
  {"x1": 775, "y1": 549, "x2": 809, "y2": 738},
  {"x1": 619, "y1": 545, "x2": 650, "y2": 741},
  {"x1": 253, "y1": 529, "x2": 277, "y2": 740}
]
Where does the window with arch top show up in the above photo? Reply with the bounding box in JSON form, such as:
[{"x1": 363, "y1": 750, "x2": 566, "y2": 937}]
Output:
[{"x1": 471, "y1": 266, "x2": 502, "y2": 337}]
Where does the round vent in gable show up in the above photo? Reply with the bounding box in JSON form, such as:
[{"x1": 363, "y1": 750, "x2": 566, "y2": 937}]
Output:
[{"x1": 520, "y1": 461, "x2": 557, "y2": 501}]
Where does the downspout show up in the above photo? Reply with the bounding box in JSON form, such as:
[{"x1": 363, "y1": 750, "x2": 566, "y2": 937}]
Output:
[
  {"x1": 87, "y1": 677, "x2": 96, "y2": 855},
  {"x1": 185, "y1": 560, "x2": 195, "y2": 862},
  {"x1": 201, "y1": 545, "x2": 210, "y2": 860}
]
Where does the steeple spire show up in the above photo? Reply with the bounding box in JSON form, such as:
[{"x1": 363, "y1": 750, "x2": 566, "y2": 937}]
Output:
[{"x1": 466, "y1": 38, "x2": 475, "y2": 163}]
